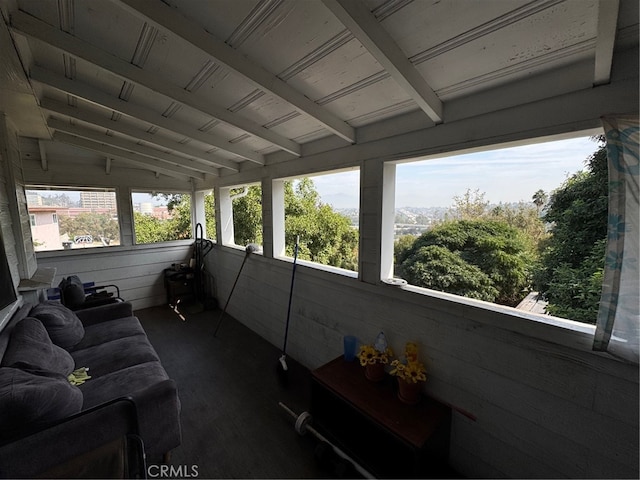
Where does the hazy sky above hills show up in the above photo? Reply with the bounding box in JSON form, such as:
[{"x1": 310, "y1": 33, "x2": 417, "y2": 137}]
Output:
[{"x1": 313, "y1": 135, "x2": 601, "y2": 209}]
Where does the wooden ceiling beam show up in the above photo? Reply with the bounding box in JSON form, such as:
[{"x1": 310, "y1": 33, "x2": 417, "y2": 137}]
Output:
[
  {"x1": 37, "y1": 139, "x2": 48, "y2": 171},
  {"x1": 115, "y1": 0, "x2": 356, "y2": 144},
  {"x1": 322, "y1": 0, "x2": 443, "y2": 123},
  {"x1": 52, "y1": 131, "x2": 198, "y2": 181},
  {"x1": 11, "y1": 10, "x2": 301, "y2": 156},
  {"x1": 48, "y1": 118, "x2": 218, "y2": 176},
  {"x1": 31, "y1": 66, "x2": 248, "y2": 168},
  {"x1": 593, "y1": 0, "x2": 620, "y2": 86},
  {"x1": 41, "y1": 97, "x2": 226, "y2": 173}
]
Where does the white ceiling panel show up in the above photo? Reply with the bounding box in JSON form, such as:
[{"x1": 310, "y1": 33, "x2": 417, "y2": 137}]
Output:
[
  {"x1": 285, "y1": 38, "x2": 384, "y2": 102},
  {"x1": 0, "y1": 0, "x2": 636, "y2": 181}
]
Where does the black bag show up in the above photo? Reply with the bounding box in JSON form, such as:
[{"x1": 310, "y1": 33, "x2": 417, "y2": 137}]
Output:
[{"x1": 58, "y1": 275, "x2": 86, "y2": 309}]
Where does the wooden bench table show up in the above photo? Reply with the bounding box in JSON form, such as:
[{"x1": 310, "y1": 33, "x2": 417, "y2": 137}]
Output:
[{"x1": 310, "y1": 356, "x2": 452, "y2": 478}]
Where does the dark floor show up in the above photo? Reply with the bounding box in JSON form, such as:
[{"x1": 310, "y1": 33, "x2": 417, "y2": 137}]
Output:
[{"x1": 136, "y1": 302, "x2": 333, "y2": 479}]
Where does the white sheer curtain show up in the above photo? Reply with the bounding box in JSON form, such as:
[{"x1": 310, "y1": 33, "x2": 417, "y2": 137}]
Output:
[{"x1": 593, "y1": 115, "x2": 639, "y2": 364}]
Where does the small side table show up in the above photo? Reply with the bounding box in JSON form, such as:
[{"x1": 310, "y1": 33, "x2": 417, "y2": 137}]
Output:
[{"x1": 311, "y1": 356, "x2": 451, "y2": 478}]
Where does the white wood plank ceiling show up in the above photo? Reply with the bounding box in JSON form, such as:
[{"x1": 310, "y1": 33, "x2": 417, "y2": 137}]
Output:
[{"x1": 0, "y1": 0, "x2": 638, "y2": 182}]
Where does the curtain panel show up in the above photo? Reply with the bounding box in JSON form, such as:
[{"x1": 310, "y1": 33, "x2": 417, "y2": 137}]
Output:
[{"x1": 593, "y1": 115, "x2": 639, "y2": 364}]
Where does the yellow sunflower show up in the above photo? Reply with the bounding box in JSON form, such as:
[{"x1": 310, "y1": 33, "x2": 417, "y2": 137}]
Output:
[
  {"x1": 357, "y1": 344, "x2": 393, "y2": 366},
  {"x1": 389, "y1": 358, "x2": 427, "y2": 383}
]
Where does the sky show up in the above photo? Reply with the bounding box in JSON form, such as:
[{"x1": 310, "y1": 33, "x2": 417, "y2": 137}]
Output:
[
  {"x1": 311, "y1": 135, "x2": 601, "y2": 209},
  {"x1": 30, "y1": 136, "x2": 601, "y2": 211}
]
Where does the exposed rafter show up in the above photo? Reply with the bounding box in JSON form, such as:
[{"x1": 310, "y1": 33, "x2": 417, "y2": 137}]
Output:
[
  {"x1": 31, "y1": 67, "x2": 249, "y2": 168},
  {"x1": 47, "y1": 118, "x2": 219, "y2": 176},
  {"x1": 114, "y1": 0, "x2": 357, "y2": 144},
  {"x1": 10, "y1": 10, "x2": 302, "y2": 156},
  {"x1": 321, "y1": 0, "x2": 443, "y2": 124},
  {"x1": 52, "y1": 131, "x2": 200, "y2": 180},
  {"x1": 41, "y1": 97, "x2": 226, "y2": 173},
  {"x1": 594, "y1": 0, "x2": 620, "y2": 86},
  {"x1": 37, "y1": 139, "x2": 48, "y2": 171}
]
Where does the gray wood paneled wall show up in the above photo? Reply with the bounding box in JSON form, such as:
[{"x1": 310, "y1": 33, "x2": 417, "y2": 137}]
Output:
[{"x1": 36, "y1": 243, "x2": 193, "y2": 311}]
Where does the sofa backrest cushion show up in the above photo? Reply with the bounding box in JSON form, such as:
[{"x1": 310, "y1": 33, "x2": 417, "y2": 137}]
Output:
[
  {"x1": 0, "y1": 366, "x2": 83, "y2": 441},
  {"x1": 1, "y1": 317, "x2": 75, "y2": 376},
  {"x1": 28, "y1": 301, "x2": 85, "y2": 349}
]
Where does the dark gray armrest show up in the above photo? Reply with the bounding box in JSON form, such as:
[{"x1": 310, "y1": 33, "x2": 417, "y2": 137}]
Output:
[
  {"x1": 130, "y1": 379, "x2": 182, "y2": 456},
  {"x1": 0, "y1": 398, "x2": 141, "y2": 478},
  {"x1": 75, "y1": 301, "x2": 134, "y2": 326}
]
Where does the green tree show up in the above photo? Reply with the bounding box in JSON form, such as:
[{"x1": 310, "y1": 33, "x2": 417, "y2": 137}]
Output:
[
  {"x1": 447, "y1": 188, "x2": 489, "y2": 220},
  {"x1": 532, "y1": 189, "x2": 547, "y2": 214},
  {"x1": 59, "y1": 213, "x2": 120, "y2": 245},
  {"x1": 397, "y1": 219, "x2": 533, "y2": 306},
  {"x1": 487, "y1": 202, "x2": 548, "y2": 249},
  {"x1": 284, "y1": 178, "x2": 358, "y2": 270},
  {"x1": 402, "y1": 245, "x2": 499, "y2": 301},
  {"x1": 534, "y1": 139, "x2": 608, "y2": 322},
  {"x1": 394, "y1": 234, "x2": 417, "y2": 263},
  {"x1": 205, "y1": 193, "x2": 215, "y2": 238},
  {"x1": 232, "y1": 186, "x2": 263, "y2": 246},
  {"x1": 134, "y1": 194, "x2": 192, "y2": 243},
  {"x1": 133, "y1": 212, "x2": 170, "y2": 243}
]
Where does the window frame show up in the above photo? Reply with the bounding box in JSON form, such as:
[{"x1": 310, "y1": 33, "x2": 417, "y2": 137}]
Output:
[
  {"x1": 25, "y1": 186, "x2": 121, "y2": 252},
  {"x1": 380, "y1": 134, "x2": 609, "y2": 334},
  {"x1": 271, "y1": 168, "x2": 360, "y2": 276},
  {"x1": 131, "y1": 190, "x2": 194, "y2": 245},
  {"x1": 218, "y1": 182, "x2": 263, "y2": 250}
]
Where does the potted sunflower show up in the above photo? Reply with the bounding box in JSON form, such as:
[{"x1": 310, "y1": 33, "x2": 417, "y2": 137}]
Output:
[
  {"x1": 390, "y1": 342, "x2": 426, "y2": 404},
  {"x1": 357, "y1": 332, "x2": 393, "y2": 381}
]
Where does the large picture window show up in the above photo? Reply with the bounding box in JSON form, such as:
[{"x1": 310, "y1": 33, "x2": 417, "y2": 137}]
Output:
[
  {"x1": 273, "y1": 169, "x2": 359, "y2": 273},
  {"x1": 390, "y1": 135, "x2": 606, "y2": 324},
  {"x1": 26, "y1": 187, "x2": 120, "y2": 251},
  {"x1": 132, "y1": 191, "x2": 192, "y2": 244}
]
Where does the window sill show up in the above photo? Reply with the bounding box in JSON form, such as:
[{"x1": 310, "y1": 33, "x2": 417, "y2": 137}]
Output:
[
  {"x1": 389, "y1": 283, "x2": 605, "y2": 357},
  {"x1": 35, "y1": 239, "x2": 194, "y2": 259},
  {"x1": 275, "y1": 256, "x2": 358, "y2": 279}
]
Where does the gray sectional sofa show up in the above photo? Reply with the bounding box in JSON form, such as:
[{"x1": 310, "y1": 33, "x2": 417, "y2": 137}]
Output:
[{"x1": 0, "y1": 300, "x2": 181, "y2": 477}]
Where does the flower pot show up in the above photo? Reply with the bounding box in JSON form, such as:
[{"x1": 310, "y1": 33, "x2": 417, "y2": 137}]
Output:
[
  {"x1": 397, "y1": 379, "x2": 421, "y2": 405},
  {"x1": 365, "y1": 362, "x2": 385, "y2": 381}
]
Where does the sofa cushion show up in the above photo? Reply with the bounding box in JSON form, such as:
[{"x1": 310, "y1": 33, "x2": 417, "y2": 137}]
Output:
[
  {"x1": 0, "y1": 366, "x2": 83, "y2": 441},
  {"x1": 1, "y1": 317, "x2": 75, "y2": 376},
  {"x1": 79, "y1": 361, "x2": 169, "y2": 409},
  {"x1": 70, "y1": 335, "x2": 161, "y2": 378},
  {"x1": 69, "y1": 316, "x2": 146, "y2": 352},
  {"x1": 29, "y1": 301, "x2": 85, "y2": 349}
]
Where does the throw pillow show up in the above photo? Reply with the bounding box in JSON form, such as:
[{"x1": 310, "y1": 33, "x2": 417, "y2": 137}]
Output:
[
  {"x1": 1, "y1": 317, "x2": 75, "y2": 376},
  {"x1": 29, "y1": 301, "x2": 85, "y2": 349},
  {"x1": 0, "y1": 366, "x2": 83, "y2": 442}
]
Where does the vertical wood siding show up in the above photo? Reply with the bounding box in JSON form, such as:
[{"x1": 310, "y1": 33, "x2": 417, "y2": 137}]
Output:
[
  {"x1": 207, "y1": 246, "x2": 639, "y2": 479},
  {"x1": 0, "y1": 114, "x2": 36, "y2": 285}
]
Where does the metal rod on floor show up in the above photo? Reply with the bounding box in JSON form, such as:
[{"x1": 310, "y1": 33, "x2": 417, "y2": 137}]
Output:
[{"x1": 278, "y1": 402, "x2": 376, "y2": 479}]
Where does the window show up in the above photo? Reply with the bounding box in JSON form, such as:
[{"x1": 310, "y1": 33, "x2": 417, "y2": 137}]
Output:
[
  {"x1": 218, "y1": 183, "x2": 263, "y2": 248},
  {"x1": 132, "y1": 191, "x2": 192, "y2": 244},
  {"x1": 273, "y1": 170, "x2": 360, "y2": 273},
  {"x1": 387, "y1": 135, "x2": 606, "y2": 324},
  {"x1": 26, "y1": 187, "x2": 120, "y2": 251}
]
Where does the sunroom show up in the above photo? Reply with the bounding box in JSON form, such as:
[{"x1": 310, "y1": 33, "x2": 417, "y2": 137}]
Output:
[{"x1": 0, "y1": 0, "x2": 638, "y2": 478}]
